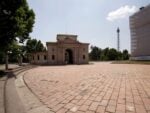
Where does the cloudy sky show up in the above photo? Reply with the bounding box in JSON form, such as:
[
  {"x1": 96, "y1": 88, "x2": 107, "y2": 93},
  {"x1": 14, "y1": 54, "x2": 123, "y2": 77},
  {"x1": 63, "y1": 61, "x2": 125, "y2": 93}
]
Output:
[{"x1": 27, "y1": 0, "x2": 149, "y2": 52}]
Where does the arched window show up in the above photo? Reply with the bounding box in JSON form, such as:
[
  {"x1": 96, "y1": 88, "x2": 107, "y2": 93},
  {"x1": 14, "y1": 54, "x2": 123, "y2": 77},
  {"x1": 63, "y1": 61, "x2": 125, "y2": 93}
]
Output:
[
  {"x1": 83, "y1": 55, "x2": 86, "y2": 59},
  {"x1": 37, "y1": 55, "x2": 40, "y2": 60},
  {"x1": 44, "y1": 55, "x2": 47, "y2": 60},
  {"x1": 52, "y1": 55, "x2": 55, "y2": 60}
]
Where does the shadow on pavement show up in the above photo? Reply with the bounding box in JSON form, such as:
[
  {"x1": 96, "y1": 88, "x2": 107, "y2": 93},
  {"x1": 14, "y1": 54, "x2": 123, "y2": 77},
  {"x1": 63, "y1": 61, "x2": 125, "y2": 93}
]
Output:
[
  {"x1": 6, "y1": 65, "x2": 38, "y2": 79},
  {"x1": 0, "y1": 70, "x2": 6, "y2": 78}
]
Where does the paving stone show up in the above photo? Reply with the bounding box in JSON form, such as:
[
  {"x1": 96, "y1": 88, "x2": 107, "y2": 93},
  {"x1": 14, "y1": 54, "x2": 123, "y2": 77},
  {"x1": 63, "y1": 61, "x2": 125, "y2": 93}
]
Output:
[
  {"x1": 84, "y1": 100, "x2": 92, "y2": 106},
  {"x1": 86, "y1": 110, "x2": 95, "y2": 113},
  {"x1": 96, "y1": 106, "x2": 105, "y2": 113},
  {"x1": 88, "y1": 102, "x2": 99, "y2": 111},
  {"x1": 23, "y1": 62, "x2": 150, "y2": 113},
  {"x1": 116, "y1": 104, "x2": 125, "y2": 112},
  {"x1": 56, "y1": 108, "x2": 68, "y2": 113},
  {"x1": 52, "y1": 104, "x2": 64, "y2": 112},
  {"x1": 64, "y1": 103, "x2": 75, "y2": 109},
  {"x1": 77, "y1": 99, "x2": 86, "y2": 106},
  {"x1": 108, "y1": 100, "x2": 117, "y2": 106},
  {"x1": 106, "y1": 105, "x2": 116, "y2": 113},
  {"x1": 70, "y1": 106, "x2": 79, "y2": 112},
  {"x1": 99, "y1": 100, "x2": 108, "y2": 107},
  {"x1": 79, "y1": 105, "x2": 89, "y2": 111},
  {"x1": 135, "y1": 104, "x2": 147, "y2": 113}
]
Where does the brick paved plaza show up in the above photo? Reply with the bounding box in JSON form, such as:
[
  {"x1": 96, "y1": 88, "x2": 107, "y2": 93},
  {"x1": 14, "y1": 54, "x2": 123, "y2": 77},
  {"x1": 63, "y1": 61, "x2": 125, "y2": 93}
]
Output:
[{"x1": 24, "y1": 62, "x2": 150, "y2": 113}]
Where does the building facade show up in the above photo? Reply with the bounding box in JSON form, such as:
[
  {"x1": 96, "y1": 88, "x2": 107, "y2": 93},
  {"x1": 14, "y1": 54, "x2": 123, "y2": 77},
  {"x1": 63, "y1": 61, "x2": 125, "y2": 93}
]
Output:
[
  {"x1": 30, "y1": 34, "x2": 89, "y2": 65},
  {"x1": 130, "y1": 5, "x2": 150, "y2": 60}
]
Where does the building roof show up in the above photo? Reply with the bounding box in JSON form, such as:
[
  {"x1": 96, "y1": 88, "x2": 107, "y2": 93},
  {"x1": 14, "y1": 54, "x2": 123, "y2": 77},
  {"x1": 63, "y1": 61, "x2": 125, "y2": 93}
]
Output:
[
  {"x1": 30, "y1": 51, "x2": 47, "y2": 55},
  {"x1": 46, "y1": 34, "x2": 89, "y2": 46},
  {"x1": 130, "y1": 4, "x2": 150, "y2": 17},
  {"x1": 57, "y1": 34, "x2": 78, "y2": 37}
]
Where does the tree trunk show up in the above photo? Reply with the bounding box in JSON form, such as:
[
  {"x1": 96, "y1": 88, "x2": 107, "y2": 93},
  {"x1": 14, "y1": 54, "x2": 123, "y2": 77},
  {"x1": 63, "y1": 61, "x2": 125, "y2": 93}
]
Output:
[
  {"x1": 18, "y1": 55, "x2": 22, "y2": 66},
  {"x1": 20, "y1": 56, "x2": 22, "y2": 66},
  {"x1": 5, "y1": 51, "x2": 9, "y2": 70}
]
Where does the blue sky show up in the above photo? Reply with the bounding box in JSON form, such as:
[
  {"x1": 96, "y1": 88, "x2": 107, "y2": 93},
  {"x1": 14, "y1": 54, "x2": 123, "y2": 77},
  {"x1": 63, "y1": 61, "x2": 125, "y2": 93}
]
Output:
[{"x1": 27, "y1": 0, "x2": 149, "y2": 52}]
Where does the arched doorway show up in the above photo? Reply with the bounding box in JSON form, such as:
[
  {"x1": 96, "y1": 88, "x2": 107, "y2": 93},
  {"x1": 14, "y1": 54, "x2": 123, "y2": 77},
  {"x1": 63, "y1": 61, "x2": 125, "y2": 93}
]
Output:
[{"x1": 65, "y1": 49, "x2": 73, "y2": 64}]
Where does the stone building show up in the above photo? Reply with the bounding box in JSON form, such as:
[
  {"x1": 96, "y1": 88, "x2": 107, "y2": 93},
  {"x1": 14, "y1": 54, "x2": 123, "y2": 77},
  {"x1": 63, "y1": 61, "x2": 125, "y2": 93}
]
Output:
[
  {"x1": 130, "y1": 4, "x2": 150, "y2": 60},
  {"x1": 30, "y1": 34, "x2": 89, "y2": 65}
]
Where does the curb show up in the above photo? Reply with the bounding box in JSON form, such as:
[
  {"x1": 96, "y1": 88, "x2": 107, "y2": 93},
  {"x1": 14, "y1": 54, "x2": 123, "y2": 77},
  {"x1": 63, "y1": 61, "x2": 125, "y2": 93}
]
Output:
[
  {"x1": 0, "y1": 76, "x2": 7, "y2": 113},
  {"x1": 15, "y1": 72, "x2": 54, "y2": 113}
]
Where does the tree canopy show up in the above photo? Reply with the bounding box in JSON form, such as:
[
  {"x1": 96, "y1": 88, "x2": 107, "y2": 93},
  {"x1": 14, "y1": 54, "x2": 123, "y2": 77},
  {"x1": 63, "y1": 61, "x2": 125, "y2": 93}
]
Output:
[
  {"x1": 0, "y1": 0, "x2": 35, "y2": 51},
  {"x1": 0, "y1": 0, "x2": 35, "y2": 69},
  {"x1": 26, "y1": 39, "x2": 46, "y2": 53},
  {"x1": 89, "y1": 46, "x2": 102, "y2": 61},
  {"x1": 90, "y1": 46, "x2": 130, "y2": 61}
]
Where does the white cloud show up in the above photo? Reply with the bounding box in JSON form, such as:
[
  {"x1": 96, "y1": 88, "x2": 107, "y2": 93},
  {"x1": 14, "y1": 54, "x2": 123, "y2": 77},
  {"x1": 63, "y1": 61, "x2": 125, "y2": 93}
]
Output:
[{"x1": 106, "y1": 5, "x2": 138, "y2": 21}]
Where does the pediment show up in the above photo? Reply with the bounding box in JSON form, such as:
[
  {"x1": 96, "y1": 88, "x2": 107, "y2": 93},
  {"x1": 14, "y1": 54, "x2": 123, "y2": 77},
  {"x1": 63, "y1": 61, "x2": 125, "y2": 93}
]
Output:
[
  {"x1": 64, "y1": 37, "x2": 77, "y2": 43},
  {"x1": 57, "y1": 34, "x2": 78, "y2": 43}
]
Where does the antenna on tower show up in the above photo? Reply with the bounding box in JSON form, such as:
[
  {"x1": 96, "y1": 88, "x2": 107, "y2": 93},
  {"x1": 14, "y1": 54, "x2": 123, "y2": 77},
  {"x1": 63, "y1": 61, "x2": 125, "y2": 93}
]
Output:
[{"x1": 117, "y1": 27, "x2": 120, "y2": 51}]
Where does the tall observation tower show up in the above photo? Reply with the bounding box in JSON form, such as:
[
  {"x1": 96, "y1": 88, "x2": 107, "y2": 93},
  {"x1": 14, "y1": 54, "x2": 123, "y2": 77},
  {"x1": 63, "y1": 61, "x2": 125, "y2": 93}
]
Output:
[{"x1": 117, "y1": 27, "x2": 120, "y2": 51}]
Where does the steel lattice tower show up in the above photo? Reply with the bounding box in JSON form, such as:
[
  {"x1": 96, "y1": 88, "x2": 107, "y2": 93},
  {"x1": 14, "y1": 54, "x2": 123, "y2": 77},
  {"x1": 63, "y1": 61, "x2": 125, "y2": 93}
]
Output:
[{"x1": 117, "y1": 27, "x2": 120, "y2": 51}]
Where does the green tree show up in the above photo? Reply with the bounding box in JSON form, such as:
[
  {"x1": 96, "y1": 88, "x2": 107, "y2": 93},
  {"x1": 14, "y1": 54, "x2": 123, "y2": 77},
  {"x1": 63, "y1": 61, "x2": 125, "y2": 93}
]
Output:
[
  {"x1": 89, "y1": 45, "x2": 130, "y2": 61},
  {"x1": 0, "y1": 0, "x2": 35, "y2": 69},
  {"x1": 26, "y1": 39, "x2": 46, "y2": 53},
  {"x1": 122, "y1": 49, "x2": 129, "y2": 60},
  {"x1": 101, "y1": 48, "x2": 109, "y2": 60},
  {"x1": 89, "y1": 46, "x2": 102, "y2": 61},
  {"x1": 8, "y1": 41, "x2": 25, "y2": 65},
  {"x1": 117, "y1": 51, "x2": 123, "y2": 60},
  {"x1": 107, "y1": 48, "x2": 118, "y2": 60},
  {"x1": 9, "y1": 42, "x2": 20, "y2": 63}
]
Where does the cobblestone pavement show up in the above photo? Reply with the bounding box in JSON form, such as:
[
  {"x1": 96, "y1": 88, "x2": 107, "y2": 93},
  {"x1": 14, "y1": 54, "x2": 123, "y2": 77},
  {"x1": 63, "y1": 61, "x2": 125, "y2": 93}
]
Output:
[{"x1": 24, "y1": 62, "x2": 150, "y2": 113}]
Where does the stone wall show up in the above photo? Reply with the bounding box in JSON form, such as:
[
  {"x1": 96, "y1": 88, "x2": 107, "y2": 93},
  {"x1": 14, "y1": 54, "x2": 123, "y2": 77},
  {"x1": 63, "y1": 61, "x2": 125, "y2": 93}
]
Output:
[{"x1": 30, "y1": 34, "x2": 89, "y2": 65}]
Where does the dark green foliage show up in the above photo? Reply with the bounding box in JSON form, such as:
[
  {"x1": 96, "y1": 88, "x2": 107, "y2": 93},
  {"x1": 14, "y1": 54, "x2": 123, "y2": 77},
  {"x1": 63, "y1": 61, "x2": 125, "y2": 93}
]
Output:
[
  {"x1": 0, "y1": 0, "x2": 35, "y2": 69},
  {"x1": 0, "y1": 39, "x2": 46, "y2": 63},
  {"x1": 101, "y1": 48, "x2": 109, "y2": 60},
  {"x1": 8, "y1": 41, "x2": 21, "y2": 62},
  {"x1": 90, "y1": 46, "x2": 130, "y2": 61},
  {"x1": 0, "y1": 0, "x2": 35, "y2": 51},
  {"x1": 26, "y1": 39, "x2": 46, "y2": 53},
  {"x1": 107, "y1": 48, "x2": 118, "y2": 60},
  {"x1": 89, "y1": 46, "x2": 102, "y2": 61},
  {"x1": 122, "y1": 49, "x2": 129, "y2": 60},
  {"x1": 117, "y1": 51, "x2": 123, "y2": 60}
]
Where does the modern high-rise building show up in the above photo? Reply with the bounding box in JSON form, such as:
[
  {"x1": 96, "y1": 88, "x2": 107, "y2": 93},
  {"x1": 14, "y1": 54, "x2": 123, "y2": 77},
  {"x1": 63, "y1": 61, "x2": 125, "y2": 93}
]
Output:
[{"x1": 130, "y1": 4, "x2": 150, "y2": 60}]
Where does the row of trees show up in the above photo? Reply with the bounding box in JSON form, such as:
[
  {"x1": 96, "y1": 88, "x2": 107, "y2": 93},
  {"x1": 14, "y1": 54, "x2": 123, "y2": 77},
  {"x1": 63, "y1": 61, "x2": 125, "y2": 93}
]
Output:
[
  {"x1": 0, "y1": 39, "x2": 46, "y2": 64},
  {"x1": 89, "y1": 46, "x2": 130, "y2": 61}
]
